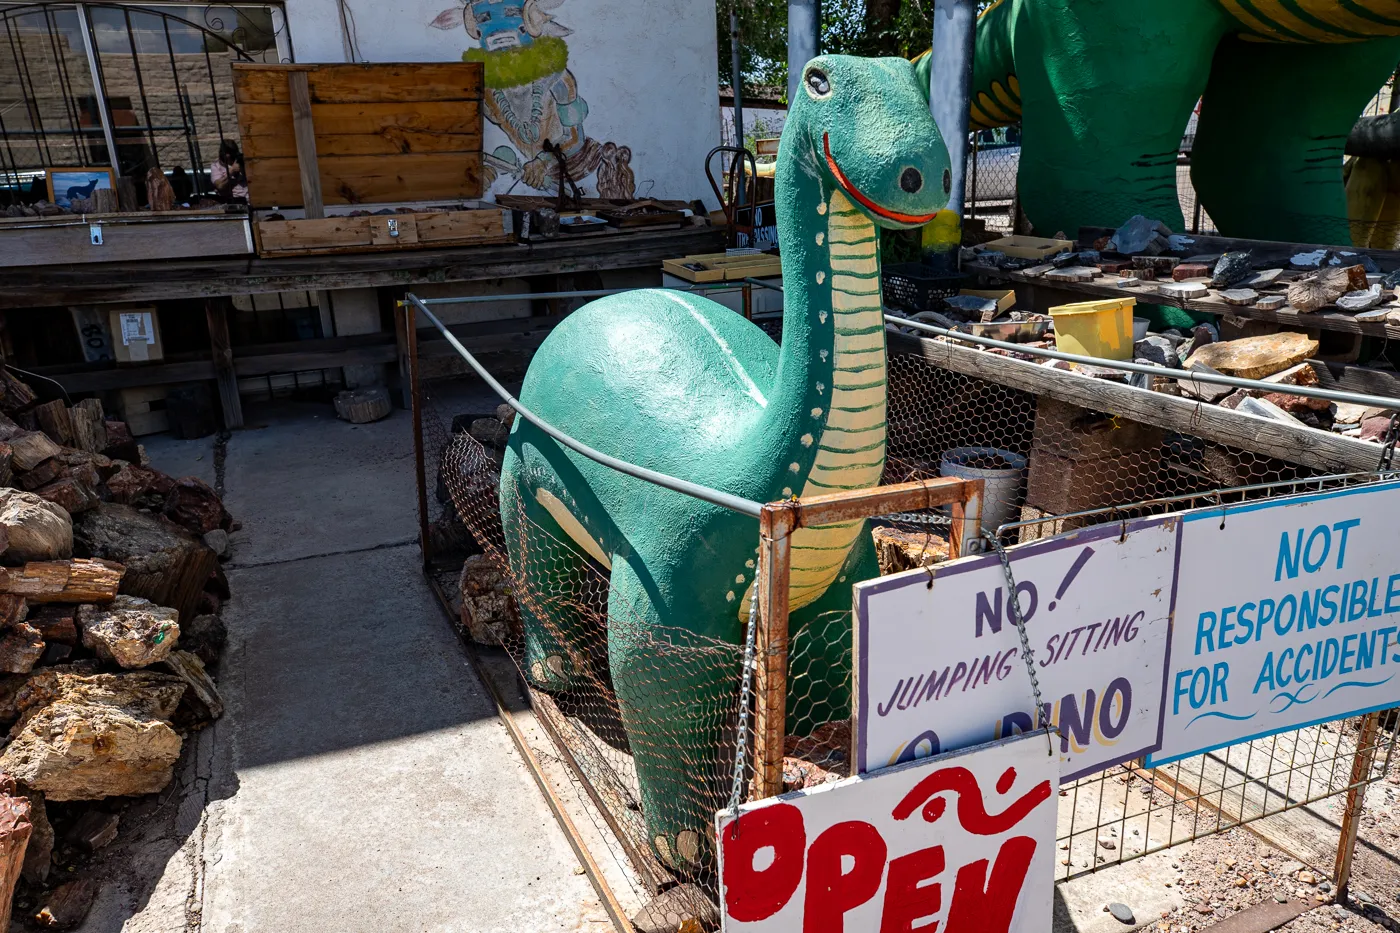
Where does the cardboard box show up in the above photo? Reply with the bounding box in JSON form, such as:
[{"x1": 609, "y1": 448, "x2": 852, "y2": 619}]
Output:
[
  {"x1": 109, "y1": 308, "x2": 163, "y2": 363},
  {"x1": 117, "y1": 385, "x2": 169, "y2": 436},
  {"x1": 982, "y1": 235, "x2": 1072, "y2": 260}
]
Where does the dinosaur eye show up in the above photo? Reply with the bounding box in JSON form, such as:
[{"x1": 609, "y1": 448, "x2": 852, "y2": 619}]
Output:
[
  {"x1": 942, "y1": 168, "x2": 952, "y2": 195},
  {"x1": 805, "y1": 68, "x2": 831, "y2": 98}
]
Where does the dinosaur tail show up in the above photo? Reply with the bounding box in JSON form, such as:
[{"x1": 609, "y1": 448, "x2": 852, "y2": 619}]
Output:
[{"x1": 913, "y1": 0, "x2": 1019, "y2": 132}]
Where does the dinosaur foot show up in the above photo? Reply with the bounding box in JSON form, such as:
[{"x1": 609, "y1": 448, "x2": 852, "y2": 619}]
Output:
[
  {"x1": 631, "y1": 883, "x2": 719, "y2": 933},
  {"x1": 651, "y1": 829, "x2": 705, "y2": 874}
]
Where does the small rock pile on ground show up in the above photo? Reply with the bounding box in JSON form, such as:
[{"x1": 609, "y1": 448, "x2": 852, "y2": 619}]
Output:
[{"x1": 0, "y1": 377, "x2": 233, "y2": 930}]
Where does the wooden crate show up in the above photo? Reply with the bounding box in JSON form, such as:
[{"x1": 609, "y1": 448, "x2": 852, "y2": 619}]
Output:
[
  {"x1": 233, "y1": 62, "x2": 484, "y2": 208},
  {"x1": 253, "y1": 207, "x2": 512, "y2": 257},
  {"x1": 117, "y1": 386, "x2": 169, "y2": 436},
  {"x1": 662, "y1": 252, "x2": 783, "y2": 283},
  {"x1": 0, "y1": 211, "x2": 252, "y2": 268}
]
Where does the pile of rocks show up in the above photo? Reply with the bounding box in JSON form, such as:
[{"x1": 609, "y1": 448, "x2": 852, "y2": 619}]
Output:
[{"x1": 0, "y1": 378, "x2": 232, "y2": 930}]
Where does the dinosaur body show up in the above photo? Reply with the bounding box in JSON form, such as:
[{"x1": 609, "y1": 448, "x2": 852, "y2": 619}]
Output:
[
  {"x1": 944, "y1": 0, "x2": 1400, "y2": 244},
  {"x1": 499, "y1": 55, "x2": 950, "y2": 871}
]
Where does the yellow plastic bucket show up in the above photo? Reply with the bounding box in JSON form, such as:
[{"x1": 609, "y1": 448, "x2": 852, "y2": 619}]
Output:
[{"x1": 1049, "y1": 297, "x2": 1137, "y2": 361}]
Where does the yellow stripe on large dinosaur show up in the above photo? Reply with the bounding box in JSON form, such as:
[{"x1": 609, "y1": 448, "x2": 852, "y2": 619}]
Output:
[
  {"x1": 928, "y1": 0, "x2": 1400, "y2": 244},
  {"x1": 498, "y1": 56, "x2": 951, "y2": 875}
]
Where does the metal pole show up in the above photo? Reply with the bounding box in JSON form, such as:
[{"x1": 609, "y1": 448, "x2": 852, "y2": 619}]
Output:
[
  {"x1": 730, "y1": 3, "x2": 747, "y2": 209},
  {"x1": 75, "y1": 3, "x2": 120, "y2": 180},
  {"x1": 787, "y1": 0, "x2": 820, "y2": 105},
  {"x1": 1334, "y1": 711, "x2": 1381, "y2": 900},
  {"x1": 925, "y1": 0, "x2": 976, "y2": 271},
  {"x1": 405, "y1": 301, "x2": 432, "y2": 567}
]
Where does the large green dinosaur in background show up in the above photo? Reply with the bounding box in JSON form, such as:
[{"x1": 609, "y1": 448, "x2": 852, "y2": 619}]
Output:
[
  {"x1": 936, "y1": 0, "x2": 1400, "y2": 244},
  {"x1": 499, "y1": 56, "x2": 950, "y2": 871}
]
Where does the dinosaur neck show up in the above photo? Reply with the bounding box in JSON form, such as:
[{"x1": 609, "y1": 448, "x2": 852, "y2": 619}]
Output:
[{"x1": 757, "y1": 153, "x2": 887, "y2": 501}]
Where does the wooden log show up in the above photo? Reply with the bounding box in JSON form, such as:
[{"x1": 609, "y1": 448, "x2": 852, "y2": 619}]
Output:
[
  {"x1": 33, "y1": 400, "x2": 75, "y2": 449},
  {"x1": 73, "y1": 504, "x2": 215, "y2": 622},
  {"x1": 0, "y1": 371, "x2": 36, "y2": 415},
  {"x1": 34, "y1": 878, "x2": 99, "y2": 929},
  {"x1": 26, "y1": 605, "x2": 76, "y2": 645},
  {"x1": 90, "y1": 188, "x2": 119, "y2": 214},
  {"x1": 0, "y1": 559, "x2": 124, "y2": 604},
  {"x1": 871, "y1": 526, "x2": 950, "y2": 576},
  {"x1": 34, "y1": 478, "x2": 100, "y2": 516},
  {"x1": 69, "y1": 400, "x2": 105, "y2": 454},
  {"x1": 0, "y1": 775, "x2": 32, "y2": 932},
  {"x1": 17, "y1": 459, "x2": 61, "y2": 491},
  {"x1": 8, "y1": 433, "x2": 61, "y2": 473}
]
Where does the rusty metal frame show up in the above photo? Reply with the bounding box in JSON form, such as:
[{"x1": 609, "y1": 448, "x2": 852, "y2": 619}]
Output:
[{"x1": 751, "y1": 477, "x2": 985, "y2": 799}]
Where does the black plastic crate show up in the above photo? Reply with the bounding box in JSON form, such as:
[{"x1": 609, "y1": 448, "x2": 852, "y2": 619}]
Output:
[{"x1": 882, "y1": 263, "x2": 965, "y2": 312}]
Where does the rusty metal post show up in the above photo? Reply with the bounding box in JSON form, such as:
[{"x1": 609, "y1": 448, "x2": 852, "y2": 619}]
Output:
[
  {"x1": 949, "y1": 479, "x2": 984, "y2": 557},
  {"x1": 753, "y1": 502, "x2": 796, "y2": 799},
  {"x1": 404, "y1": 300, "x2": 432, "y2": 568},
  {"x1": 742, "y1": 281, "x2": 753, "y2": 321},
  {"x1": 1334, "y1": 711, "x2": 1381, "y2": 899}
]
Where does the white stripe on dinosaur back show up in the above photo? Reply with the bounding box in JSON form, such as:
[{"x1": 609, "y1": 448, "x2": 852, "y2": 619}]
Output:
[{"x1": 659, "y1": 290, "x2": 768, "y2": 407}]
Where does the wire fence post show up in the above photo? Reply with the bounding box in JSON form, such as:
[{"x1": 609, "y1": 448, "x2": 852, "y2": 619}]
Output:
[
  {"x1": 1334, "y1": 711, "x2": 1382, "y2": 899},
  {"x1": 404, "y1": 299, "x2": 432, "y2": 568},
  {"x1": 753, "y1": 502, "x2": 796, "y2": 800}
]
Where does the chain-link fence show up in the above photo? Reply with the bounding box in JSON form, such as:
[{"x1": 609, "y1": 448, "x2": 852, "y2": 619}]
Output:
[{"x1": 408, "y1": 291, "x2": 1400, "y2": 927}]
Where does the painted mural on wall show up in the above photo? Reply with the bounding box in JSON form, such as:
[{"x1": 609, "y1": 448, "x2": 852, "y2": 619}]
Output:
[{"x1": 430, "y1": 0, "x2": 636, "y2": 199}]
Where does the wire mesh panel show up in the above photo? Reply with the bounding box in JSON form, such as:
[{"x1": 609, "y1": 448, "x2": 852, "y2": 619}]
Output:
[{"x1": 415, "y1": 311, "x2": 1400, "y2": 920}]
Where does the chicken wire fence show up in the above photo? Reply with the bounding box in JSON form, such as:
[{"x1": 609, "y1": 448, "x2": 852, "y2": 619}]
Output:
[{"x1": 411, "y1": 313, "x2": 1400, "y2": 918}]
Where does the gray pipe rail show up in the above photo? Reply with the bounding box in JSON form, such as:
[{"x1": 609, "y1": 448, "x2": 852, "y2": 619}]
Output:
[{"x1": 404, "y1": 294, "x2": 764, "y2": 518}]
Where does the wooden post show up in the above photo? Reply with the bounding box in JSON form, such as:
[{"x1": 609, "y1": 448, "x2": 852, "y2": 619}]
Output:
[
  {"x1": 205, "y1": 298, "x2": 243, "y2": 430},
  {"x1": 752, "y1": 502, "x2": 796, "y2": 800},
  {"x1": 1334, "y1": 711, "x2": 1382, "y2": 900},
  {"x1": 287, "y1": 69, "x2": 324, "y2": 219}
]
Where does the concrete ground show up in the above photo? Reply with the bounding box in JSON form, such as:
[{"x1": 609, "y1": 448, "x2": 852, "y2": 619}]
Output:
[{"x1": 76, "y1": 400, "x2": 600, "y2": 933}]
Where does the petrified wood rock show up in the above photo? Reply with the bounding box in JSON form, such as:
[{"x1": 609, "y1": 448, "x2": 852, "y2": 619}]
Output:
[
  {"x1": 78, "y1": 596, "x2": 179, "y2": 669},
  {"x1": 0, "y1": 490, "x2": 70, "y2": 564},
  {"x1": 73, "y1": 505, "x2": 215, "y2": 623}
]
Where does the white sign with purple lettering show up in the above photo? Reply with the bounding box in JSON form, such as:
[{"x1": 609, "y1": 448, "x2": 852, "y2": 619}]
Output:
[
  {"x1": 854, "y1": 517, "x2": 1179, "y2": 780},
  {"x1": 1149, "y1": 482, "x2": 1400, "y2": 766}
]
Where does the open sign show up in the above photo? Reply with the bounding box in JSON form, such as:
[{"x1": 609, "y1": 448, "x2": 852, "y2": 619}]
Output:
[{"x1": 716, "y1": 732, "x2": 1057, "y2": 932}]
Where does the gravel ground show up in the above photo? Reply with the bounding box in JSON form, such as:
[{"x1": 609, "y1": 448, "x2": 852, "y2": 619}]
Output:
[{"x1": 1133, "y1": 748, "x2": 1400, "y2": 933}]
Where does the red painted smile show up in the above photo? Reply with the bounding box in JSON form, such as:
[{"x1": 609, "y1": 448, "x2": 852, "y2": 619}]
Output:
[{"x1": 822, "y1": 133, "x2": 941, "y2": 226}]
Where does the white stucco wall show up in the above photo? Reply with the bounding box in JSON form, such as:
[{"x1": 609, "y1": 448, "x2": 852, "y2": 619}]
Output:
[{"x1": 281, "y1": 0, "x2": 720, "y2": 205}]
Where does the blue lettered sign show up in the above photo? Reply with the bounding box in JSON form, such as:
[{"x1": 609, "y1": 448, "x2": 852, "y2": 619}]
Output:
[{"x1": 1148, "y1": 481, "x2": 1400, "y2": 765}]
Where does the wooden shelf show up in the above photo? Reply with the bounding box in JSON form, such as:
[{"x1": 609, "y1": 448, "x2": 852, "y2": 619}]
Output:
[
  {"x1": 0, "y1": 225, "x2": 725, "y2": 309},
  {"x1": 888, "y1": 332, "x2": 1387, "y2": 475}
]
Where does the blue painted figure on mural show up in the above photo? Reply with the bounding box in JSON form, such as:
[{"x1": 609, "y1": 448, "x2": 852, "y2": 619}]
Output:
[{"x1": 430, "y1": 0, "x2": 636, "y2": 198}]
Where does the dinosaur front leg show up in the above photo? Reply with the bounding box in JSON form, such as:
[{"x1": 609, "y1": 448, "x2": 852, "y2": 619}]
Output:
[
  {"x1": 1192, "y1": 35, "x2": 1400, "y2": 245},
  {"x1": 1013, "y1": 0, "x2": 1229, "y2": 234},
  {"x1": 499, "y1": 451, "x2": 605, "y2": 692},
  {"x1": 606, "y1": 556, "x2": 735, "y2": 875}
]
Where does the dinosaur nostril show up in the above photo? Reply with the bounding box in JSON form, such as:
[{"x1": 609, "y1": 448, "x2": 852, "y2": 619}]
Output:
[{"x1": 900, "y1": 167, "x2": 923, "y2": 194}]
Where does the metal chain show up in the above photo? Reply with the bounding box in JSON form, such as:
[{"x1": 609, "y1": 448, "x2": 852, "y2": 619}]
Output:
[
  {"x1": 1379, "y1": 414, "x2": 1400, "y2": 472},
  {"x1": 983, "y1": 534, "x2": 1056, "y2": 755},
  {"x1": 727, "y1": 559, "x2": 762, "y2": 818}
]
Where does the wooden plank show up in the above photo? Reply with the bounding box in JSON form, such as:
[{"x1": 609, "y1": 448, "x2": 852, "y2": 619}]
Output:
[
  {"x1": 233, "y1": 63, "x2": 482, "y2": 104},
  {"x1": 245, "y1": 152, "x2": 483, "y2": 207},
  {"x1": 256, "y1": 217, "x2": 373, "y2": 252},
  {"x1": 287, "y1": 71, "x2": 324, "y2": 221},
  {"x1": 370, "y1": 215, "x2": 417, "y2": 246},
  {"x1": 205, "y1": 298, "x2": 244, "y2": 429},
  {"x1": 0, "y1": 226, "x2": 726, "y2": 307},
  {"x1": 1309, "y1": 360, "x2": 1400, "y2": 400},
  {"x1": 237, "y1": 101, "x2": 482, "y2": 157},
  {"x1": 889, "y1": 332, "x2": 1388, "y2": 474},
  {"x1": 0, "y1": 217, "x2": 251, "y2": 268},
  {"x1": 416, "y1": 209, "x2": 505, "y2": 242},
  {"x1": 44, "y1": 360, "x2": 217, "y2": 393}
]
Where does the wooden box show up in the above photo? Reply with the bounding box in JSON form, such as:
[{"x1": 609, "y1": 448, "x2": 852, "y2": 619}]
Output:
[
  {"x1": 1031, "y1": 398, "x2": 1163, "y2": 461},
  {"x1": 117, "y1": 386, "x2": 168, "y2": 436},
  {"x1": 0, "y1": 211, "x2": 252, "y2": 268},
  {"x1": 109, "y1": 307, "x2": 164, "y2": 363},
  {"x1": 233, "y1": 62, "x2": 484, "y2": 208},
  {"x1": 662, "y1": 252, "x2": 783, "y2": 283},
  {"x1": 253, "y1": 206, "x2": 512, "y2": 257},
  {"x1": 982, "y1": 235, "x2": 1073, "y2": 260},
  {"x1": 959, "y1": 288, "x2": 1016, "y2": 314}
]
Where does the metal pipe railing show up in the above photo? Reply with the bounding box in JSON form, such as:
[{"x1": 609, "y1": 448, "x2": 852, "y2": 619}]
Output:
[
  {"x1": 413, "y1": 282, "x2": 751, "y2": 306},
  {"x1": 889, "y1": 314, "x2": 1400, "y2": 411},
  {"x1": 404, "y1": 294, "x2": 764, "y2": 518}
]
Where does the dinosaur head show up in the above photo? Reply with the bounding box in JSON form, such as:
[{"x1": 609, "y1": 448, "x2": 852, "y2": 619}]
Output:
[{"x1": 787, "y1": 55, "x2": 951, "y2": 229}]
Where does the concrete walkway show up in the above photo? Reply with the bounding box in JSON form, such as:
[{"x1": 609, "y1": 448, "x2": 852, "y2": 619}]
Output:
[{"x1": 79, "y1": 401, "x2": 599, "y2": 933}]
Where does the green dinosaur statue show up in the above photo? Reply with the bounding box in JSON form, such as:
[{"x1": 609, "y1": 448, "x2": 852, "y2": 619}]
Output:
[
  {"x1": 499, "y1": 55, "x2": 951, "y2": 871},
  {"x1": 932, "y1": 0, "x2": 1400, "y2": 244}
]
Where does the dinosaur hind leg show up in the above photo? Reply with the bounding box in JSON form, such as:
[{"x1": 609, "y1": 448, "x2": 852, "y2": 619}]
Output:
[
  {"x1": 606, "y1": 555, "x2": 734, "y2": 875},
  {"x1": 1192, "y1": 35, "x2": 1400, "y2": 245},
  {"x1": 1012, "y1": 0, "x2": 1229, "y2": 235},
  {"x1": 499, "y1": 452, "x2": 606, "y2": 692}
]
